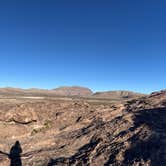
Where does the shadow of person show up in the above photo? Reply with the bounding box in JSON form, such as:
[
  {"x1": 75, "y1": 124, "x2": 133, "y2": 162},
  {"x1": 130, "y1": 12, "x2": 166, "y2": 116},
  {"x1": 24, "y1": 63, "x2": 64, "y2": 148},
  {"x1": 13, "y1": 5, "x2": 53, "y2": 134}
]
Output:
[
  {"x1": 0, "y1": 141, "x2": 22, "y2": 166},
  {"x1": 9, "y1": 141, "x2": 22, "y2": 166}
]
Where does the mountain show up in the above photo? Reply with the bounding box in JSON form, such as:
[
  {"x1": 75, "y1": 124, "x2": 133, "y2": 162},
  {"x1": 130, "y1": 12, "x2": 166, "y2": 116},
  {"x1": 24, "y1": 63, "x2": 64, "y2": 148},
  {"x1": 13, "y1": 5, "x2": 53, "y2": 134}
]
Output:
[
  {"x1": 0, "y1": 87, "x2": 145, "y2": 101},
  {"x1": 0, "y1": 89, "x2": 166, "y2": 165},
  {"x1": 52, "y1": 86, "x2": 93, "y2": 96}
]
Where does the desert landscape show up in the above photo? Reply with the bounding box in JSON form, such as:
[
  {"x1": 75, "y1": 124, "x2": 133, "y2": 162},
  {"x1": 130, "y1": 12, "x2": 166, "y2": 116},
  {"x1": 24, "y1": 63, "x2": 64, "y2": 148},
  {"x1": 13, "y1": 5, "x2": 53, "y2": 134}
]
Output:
[
  {"x1": 0, "y1": 86, "x2": 165, "y2": 165},
  {"x1": 0, "y1": 0, "x2": 164, "y2": 165}
]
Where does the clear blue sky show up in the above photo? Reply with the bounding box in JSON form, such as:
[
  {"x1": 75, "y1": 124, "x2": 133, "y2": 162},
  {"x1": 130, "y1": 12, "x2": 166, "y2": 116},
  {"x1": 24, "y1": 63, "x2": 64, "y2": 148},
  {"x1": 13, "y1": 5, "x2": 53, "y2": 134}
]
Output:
[{"x1": 0, "y1": 0, "x2": 165, "y2": 93}]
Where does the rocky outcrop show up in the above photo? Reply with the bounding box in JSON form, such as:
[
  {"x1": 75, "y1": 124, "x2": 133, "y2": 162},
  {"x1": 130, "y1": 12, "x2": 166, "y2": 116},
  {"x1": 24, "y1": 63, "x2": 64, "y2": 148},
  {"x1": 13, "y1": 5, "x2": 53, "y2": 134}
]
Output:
[{"x1": 0, "y1": 90, "x2": 165, "y2": 165}]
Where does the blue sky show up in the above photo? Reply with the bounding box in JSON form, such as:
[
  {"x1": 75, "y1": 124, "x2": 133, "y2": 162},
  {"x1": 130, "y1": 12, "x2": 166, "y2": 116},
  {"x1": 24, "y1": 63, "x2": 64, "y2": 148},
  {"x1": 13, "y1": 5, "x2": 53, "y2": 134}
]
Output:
[{"x1": 0, "y1": 0, "x2": 165, "y2": 93}]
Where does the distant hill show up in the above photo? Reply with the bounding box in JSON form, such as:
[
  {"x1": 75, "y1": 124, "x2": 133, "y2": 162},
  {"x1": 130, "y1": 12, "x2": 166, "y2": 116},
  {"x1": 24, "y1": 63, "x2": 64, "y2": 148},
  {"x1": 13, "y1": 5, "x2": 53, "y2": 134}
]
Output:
[
  {"x1": 0, "y1": 86, "x2": 93, "y2": 97},
  {"x1": 0, "y1": 87, "x2": 50, "y2": 96},
  {"x1": 92, "y1": 90, "x2": 145, "y2": 100},
  {"x1": 0, "y1": 87, "x2": 146, "y2": 100}
]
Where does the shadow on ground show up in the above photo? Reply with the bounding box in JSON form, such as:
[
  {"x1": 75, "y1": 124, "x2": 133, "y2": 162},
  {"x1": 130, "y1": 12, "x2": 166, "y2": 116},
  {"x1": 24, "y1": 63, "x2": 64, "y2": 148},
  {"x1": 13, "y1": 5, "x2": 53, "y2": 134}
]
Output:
[
  {"x1": 0, "y1": 141, "x2": 22, "y2": 166},
  {"x1": 123, "y1": 107, "x2": 166, "y2": 166}
]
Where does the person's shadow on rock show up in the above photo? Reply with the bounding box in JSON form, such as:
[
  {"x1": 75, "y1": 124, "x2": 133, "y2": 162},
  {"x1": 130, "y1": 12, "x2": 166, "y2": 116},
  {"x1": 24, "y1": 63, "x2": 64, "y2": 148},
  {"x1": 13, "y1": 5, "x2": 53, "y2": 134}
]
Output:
[
  {"x1": 0, "y1": 141, "x2": 22, "y2": 166},
  {"x1": 9, "y1": 141, "x2": 22, "y2": 166}
]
